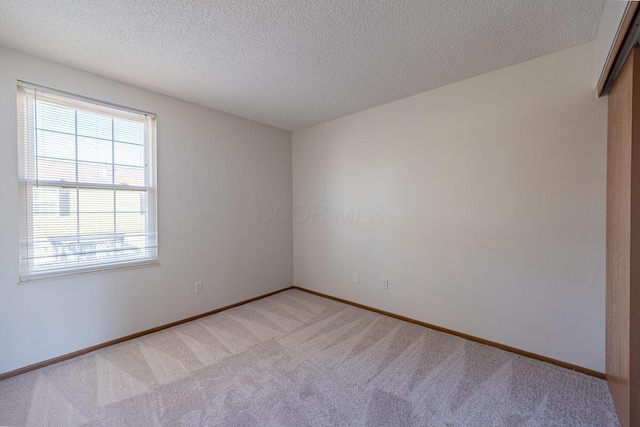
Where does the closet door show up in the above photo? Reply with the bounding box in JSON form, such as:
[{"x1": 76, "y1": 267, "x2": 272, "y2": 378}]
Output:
[{"x1": 607, "y1": 45, "x2": 640, "y2": 427}]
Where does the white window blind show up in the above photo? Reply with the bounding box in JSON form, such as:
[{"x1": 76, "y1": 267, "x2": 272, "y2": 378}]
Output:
[{"x1": 17, "y1": 82, "x2": 158, "y2": 281}]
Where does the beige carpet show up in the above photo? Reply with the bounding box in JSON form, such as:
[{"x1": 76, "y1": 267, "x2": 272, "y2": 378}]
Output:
[{"x1": 0, "y1": 289, "x2": 619, "y2": 426}]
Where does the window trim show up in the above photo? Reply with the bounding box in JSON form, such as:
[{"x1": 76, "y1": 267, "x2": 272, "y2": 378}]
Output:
[{"x1": 17, "y1": 81, "x2": 159, "y2": 282}]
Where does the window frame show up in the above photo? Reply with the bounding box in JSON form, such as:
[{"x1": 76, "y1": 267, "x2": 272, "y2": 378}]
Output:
[{"x1": 17, "y1": 81, "x2": 159, "y2": 282}]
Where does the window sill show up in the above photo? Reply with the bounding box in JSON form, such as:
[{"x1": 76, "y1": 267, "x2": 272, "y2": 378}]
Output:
[{"x1": 18, "y1": 259, "x2": 159, "y2": 283}]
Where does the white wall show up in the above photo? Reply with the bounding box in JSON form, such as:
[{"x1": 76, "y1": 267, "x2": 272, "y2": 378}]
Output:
[
  {"x1": 293, "y1": 42, "x2": 607, "y2": 372},
  {"x1": 0, "y1": 47, "x2": 293, "y2": 375}
]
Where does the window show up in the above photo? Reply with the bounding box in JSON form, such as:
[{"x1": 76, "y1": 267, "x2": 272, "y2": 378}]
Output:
[{"x1": 17, "y1": 82, "x2": 158, "y2": 281}]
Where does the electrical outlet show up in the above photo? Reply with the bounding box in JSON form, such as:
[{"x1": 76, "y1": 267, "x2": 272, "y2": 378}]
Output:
[
  {"x1": 381, "y1": 279, "x2": 388, "y2": 290},
  {"x1": 352, "y1": 273, "x2": 359, "y2": 284},
  {"x1": 195, "y1": 281, "x2": 203, "y2": 293}
]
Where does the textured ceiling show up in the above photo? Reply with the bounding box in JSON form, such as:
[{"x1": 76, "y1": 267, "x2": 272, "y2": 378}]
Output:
[{"x1": 0, "y1": 0, "x2": 604, "y2": 130}]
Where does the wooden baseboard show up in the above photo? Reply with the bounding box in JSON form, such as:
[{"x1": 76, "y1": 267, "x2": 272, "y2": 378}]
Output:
[
  {"x1": 0, "y1": 286, "x2": 293, "y2": 381},
  {"x1": 1, "y1": 285, "x2": 604, "y2": 382},
  {"x1": 293, "y1": 286, "x2": 605, "y2": 379}
]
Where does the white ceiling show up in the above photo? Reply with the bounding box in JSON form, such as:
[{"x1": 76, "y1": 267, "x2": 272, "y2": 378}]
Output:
[{"x1": 0, "y1": 0, "x2": 605, "y2": 131}]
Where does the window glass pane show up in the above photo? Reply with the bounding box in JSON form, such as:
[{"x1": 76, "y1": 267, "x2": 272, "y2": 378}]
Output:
[
  {"x1": 115, "y1": 165, "x2": 145, "y2": 186},
  {"x1": 77, "y1": 110, "x2": 112, "y2": 140},
  {"x1": 37, "y1": 130, "x2": 75, "y2": 161},
  {"x1": 125, "y1": 234, "x2": 147, "y2": 248},
  {"x1": 114, "y1": 141, "x2": 144, "y2": 167},
  {"x1": 114, "y1": 118, "x2": 144, "y2": 144},
  {"x1": 116, "y1": 190, "x2": 146, "y2": 213},
  {"x1": 37, "y1": 158, "x2": 76, "y2": 182},
  {"x1": 116, "y1": 212, "x2": 145, "y2": 234},
  {"x1": 32, "y1": 187, "x2": 59, "y2": 216},
  {"x1": 32, "y1": 213, "x2": 78, "y2": 238},
  {"x1": 77, "y1": 161, "x2": 113, "y2": 184},
  {"x1": 32, "y1": 187, "x2": 77, "y2": 217},
  {"x1": 77, "y1": 136, "x2": 113, "y2": 164},
  {"x1": 79, "y1": 212, "x2": 115, "y2": 236},
  {"x1": 78, "y1": 188, "x2": 113, "y2": 213},
  {"x1": 124, "y1": 235, "x2": 147, "y2": 252},
  {"x1": 36, "y1": 101, "x2": 75, "y2": 134},
  {"x1": 31, "y1": 240, "x2": 62, "y2": 267},
  {"x1": 59, "y1": 188, "x2": 72, "y2": 216}
]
